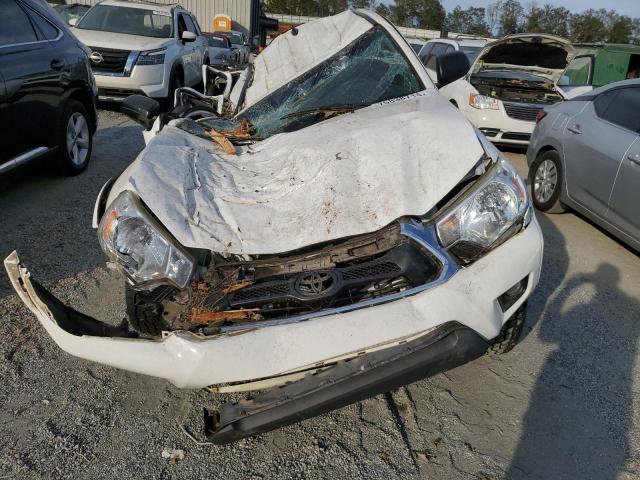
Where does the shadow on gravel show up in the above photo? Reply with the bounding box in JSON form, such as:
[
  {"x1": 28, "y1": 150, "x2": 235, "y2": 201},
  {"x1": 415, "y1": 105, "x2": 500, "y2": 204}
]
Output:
[
  {"x1": 0, "y1": 124, "x2": 143, "y2": 298},
  {"x1": 508, "y1": 214, "x2": 639, "y2": 478}
]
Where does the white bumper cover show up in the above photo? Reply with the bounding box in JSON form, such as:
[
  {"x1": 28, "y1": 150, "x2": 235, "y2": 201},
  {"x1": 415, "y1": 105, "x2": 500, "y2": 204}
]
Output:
[{"x1": 4, "y1": 216, "x2": 543, "y2": 389}]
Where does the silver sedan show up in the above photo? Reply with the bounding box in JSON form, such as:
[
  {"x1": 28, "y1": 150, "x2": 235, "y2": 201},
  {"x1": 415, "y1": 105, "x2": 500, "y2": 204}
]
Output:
[{"x1": 527, "y1": 79, "x2": 640, "y2": 252}]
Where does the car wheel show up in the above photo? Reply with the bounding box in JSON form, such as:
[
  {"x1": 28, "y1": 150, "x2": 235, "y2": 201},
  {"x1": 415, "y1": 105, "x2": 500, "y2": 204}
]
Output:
[
  {"x1": 166, "y1": 70, "x2": 184, "y2": 110},
  {"x1": 56, "y1": 99, "x2": 92, "y2": 176},
  {"x1": 488, "y1": 303, "x2": 526, "y2": 355},
  {"x1": 530, "y1": 150, "x2": 566, "y2": 213}
]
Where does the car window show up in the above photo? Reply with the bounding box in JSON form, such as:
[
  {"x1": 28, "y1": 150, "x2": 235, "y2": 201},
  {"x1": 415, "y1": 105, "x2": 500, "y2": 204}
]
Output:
[
  {"x1": 444, "y1": 45, "x2": 455, "y2": 55},
  {"x1": 594, "y1": 87, "x2": 640, "y2": 133},
  {"x1": 409, "y1": 43, "x2": 422, "y2": 54},
  {"x1": 228, "y1": 33, "x2": 243, "y2": 45},
  {"x1": 563, "y1": 56, "x2": 593, "y2": 86},
  {"x1": 182, "y1": 14, "x2": 196, "y2": 33},
  {"x1": 430, "y1": 43, "x2": 448, "y2": 57},
  {"x1": 0, "y1": 0, "x2": 38, "y2": 46},
  {"x1": 627, "y1": 54, "x2": 640, "y2": 80},
  {"x1": 192, "y1": 16, "x2": 202, "y2": 35},
  {"x1": 418, "y1": 43, "x2": 434, "y2": 63},
  {"x1": 28, "y1": 9, "x2": 60, "y2": 41},
  {"x1": 207, "y1": 37, "x2": 226, "y2": 48},
  {"x1": 460, "y1": 46, "x2": 482, "y2": 63},
  {"x1": 77, "y1": 5, "x2": 173, "y2": 39},
  {"x1": 196, "y1": 26, "x2": 423, "y2": 140}
]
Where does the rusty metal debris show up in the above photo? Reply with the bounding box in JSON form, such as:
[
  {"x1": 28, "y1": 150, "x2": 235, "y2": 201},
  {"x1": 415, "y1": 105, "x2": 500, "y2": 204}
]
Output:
[
  {"x1": 221, "y1": 279, "x2": 254, "y2": 294},
  {"x1": 190, "y1": 308, "x2": 262, "y2": 324},
  {"x1": 209, "y1": 129, "x2": 236, "y2": 155}
]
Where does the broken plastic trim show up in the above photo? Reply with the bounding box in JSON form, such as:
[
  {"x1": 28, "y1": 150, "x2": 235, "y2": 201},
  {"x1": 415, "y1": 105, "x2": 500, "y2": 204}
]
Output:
[{"x1": 205, "y1": 322, "x2": 488, "y2": 444}]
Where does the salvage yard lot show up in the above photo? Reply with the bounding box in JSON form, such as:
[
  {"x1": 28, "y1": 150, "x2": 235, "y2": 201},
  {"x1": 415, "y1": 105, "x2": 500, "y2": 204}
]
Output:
[{"x1": 0, "y1": 110, "x2": 639, "y2": 480}]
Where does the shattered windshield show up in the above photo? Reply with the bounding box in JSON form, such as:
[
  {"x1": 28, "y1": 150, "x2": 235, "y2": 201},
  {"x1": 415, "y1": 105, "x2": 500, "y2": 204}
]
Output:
[{"x1": 189, "y1": 26, "x2": 423, "y2": 142}]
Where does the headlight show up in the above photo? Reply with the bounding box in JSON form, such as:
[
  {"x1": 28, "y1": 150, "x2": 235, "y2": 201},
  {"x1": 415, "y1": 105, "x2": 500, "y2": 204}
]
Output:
[
  {"x1": 98, "y1": 191, "x2": 195, "y2": 289},
  {"x1": 469, "y1": 93, "x2": 500, "y2": 110},
  {"x1": 436, "y1": 158, "x2": 530, "y2": 262},
  {"x1": 136, "y1": 48, "x2": 166, "y2": 66}
]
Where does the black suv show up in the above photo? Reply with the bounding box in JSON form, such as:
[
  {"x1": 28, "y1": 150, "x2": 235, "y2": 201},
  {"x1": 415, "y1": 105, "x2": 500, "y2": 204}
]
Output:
[{"x1": 0, "y1": 0, "x2": 97, "y2": 176}]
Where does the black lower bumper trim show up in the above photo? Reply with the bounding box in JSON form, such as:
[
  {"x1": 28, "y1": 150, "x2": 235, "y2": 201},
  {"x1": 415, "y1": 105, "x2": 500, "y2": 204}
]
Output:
[{"x1": 206, "y1": 322, "x2": 488, "y2": 444}]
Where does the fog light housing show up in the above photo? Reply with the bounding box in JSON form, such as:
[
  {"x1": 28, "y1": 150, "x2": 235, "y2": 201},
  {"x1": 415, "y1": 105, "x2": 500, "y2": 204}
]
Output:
[{"x1": 498, "y1": 277, "x2": 528, "y2": 312}]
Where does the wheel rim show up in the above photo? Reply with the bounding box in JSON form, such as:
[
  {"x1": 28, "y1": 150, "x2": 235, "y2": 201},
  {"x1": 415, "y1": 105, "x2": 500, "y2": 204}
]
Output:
[
  {"x1": 66, "y1": 112, "x2": 90, "y2": 166},
  {"x1": 533, "y1": 158, "x2": 558, "y2": 204}
]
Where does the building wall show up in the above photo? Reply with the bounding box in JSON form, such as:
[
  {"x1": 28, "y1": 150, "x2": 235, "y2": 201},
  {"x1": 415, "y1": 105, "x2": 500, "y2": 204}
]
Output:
[{"x1": 69, "y1": 0, "x2": 254, "y2": 33}]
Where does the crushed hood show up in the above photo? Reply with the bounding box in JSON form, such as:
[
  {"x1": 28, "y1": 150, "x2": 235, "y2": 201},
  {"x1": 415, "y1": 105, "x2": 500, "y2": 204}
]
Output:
[
  {"x1": 71, "y1": 27, "x2": 170, "y2": 51},
  {"x1": 471, "y1": 34, "x2": 575, "y2": 82},
  {"x1": 243, "y1": 11, "x2": 373, "y2": 109},
  {"x1": 108, "y1": 92, "x2": 484, "y2": 255}
]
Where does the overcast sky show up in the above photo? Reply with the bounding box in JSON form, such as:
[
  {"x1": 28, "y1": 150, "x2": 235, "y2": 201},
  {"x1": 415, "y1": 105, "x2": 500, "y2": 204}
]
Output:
[{"x1": 438, "y1": 0, "x2": 640, "y2": 17}]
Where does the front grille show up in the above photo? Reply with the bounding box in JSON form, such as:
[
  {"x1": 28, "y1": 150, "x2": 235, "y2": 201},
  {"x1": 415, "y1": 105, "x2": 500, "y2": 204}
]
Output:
[
  {"x1": 502, "y1": 132, "x2": 531, "y2": 141},
  {"x1": 89, "y1": 47, "x2": 131, "y2": 75},
  {"x1": 218, "y1": 243, "x2": 440, "y2": 311},
  {"x1": 342, "y1": 261, "x2": 401, "y2": 281},
  {"x1": 480, "y1": 128, "x2": 499, "y2": 138},
  {"x1": 503, "y1": 102, "x2": 543, "y2": 122}
]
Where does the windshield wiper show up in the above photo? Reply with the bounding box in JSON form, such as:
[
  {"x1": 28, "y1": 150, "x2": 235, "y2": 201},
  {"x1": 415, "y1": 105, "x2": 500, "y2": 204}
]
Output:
[{"x1": 280, "y1": 103, "x2": 368, "y2": 120}]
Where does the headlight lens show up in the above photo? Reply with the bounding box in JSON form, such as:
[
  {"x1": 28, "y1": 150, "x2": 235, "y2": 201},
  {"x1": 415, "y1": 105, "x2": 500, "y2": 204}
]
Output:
[
  {"x1": 98, "y1": 191, "x2": 195, "y2": 289},
  {"x1": 136, "y1": 48, "x2": 166, "y2": 66},
  {"x1": 436, "y1": 158, "x2": 530, "y2": 259},
  {"x1": 469, "y1": 93, "x2": 500, "y2": 110}
]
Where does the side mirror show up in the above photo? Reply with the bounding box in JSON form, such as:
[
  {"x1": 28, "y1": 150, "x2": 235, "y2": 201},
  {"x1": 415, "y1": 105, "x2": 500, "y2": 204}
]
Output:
[
  {"x1": 121, "y1": 95, "x2": 160, "y2": 130},
  {"x1": 558, "y1": 75, "x2": 570, "y2": 86},
  {"x1": 68, "y1": 18, "x2": 78, "y2": 27},
  {"x1": 435, "y1": 51, "x2": 470, "y2": 88},
  {"x1": 181, "y1": 31, "x2": 197, "y2": 43}
]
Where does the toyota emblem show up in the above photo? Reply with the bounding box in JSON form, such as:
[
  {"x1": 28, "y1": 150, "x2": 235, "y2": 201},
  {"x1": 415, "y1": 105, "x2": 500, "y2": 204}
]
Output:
[
  {"x1": 89, "y1": 51, "x2": 103, "y2": 64},
  {"x1": 295, "y1": 271, "x2": 336, "y2": 297}
]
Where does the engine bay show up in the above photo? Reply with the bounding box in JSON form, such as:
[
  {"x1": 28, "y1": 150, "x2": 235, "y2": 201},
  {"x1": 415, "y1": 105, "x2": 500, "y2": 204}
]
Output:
[
  {"x1": 129, "y1": 223, "x2": 443, "y2": 337},
  {"x1": 471, "y1": 73, "x2": 563, "y2": 104}
]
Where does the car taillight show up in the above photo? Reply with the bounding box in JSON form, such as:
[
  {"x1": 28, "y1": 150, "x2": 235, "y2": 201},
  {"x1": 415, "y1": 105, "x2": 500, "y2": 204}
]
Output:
[{"x1": 536, "y1": 110, "x2": 547, "y2": 123}]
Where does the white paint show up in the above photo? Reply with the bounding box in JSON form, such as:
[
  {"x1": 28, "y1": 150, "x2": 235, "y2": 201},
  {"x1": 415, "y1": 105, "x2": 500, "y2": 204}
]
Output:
[
  {"x1": 4, "y1": 217, "x2": 542, "y2": 389},
  {"x1": 243, "y1": 11, "x2": 373, "y2": 109},
  {"x1": 108, "y1": 91, "x2": 484, "y2": 254}
]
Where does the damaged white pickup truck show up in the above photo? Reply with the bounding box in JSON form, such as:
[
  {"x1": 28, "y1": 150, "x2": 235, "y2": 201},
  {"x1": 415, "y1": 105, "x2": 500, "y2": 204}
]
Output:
[{"x1": 5, "y1": 10, "x2": 543, "y2": 443}]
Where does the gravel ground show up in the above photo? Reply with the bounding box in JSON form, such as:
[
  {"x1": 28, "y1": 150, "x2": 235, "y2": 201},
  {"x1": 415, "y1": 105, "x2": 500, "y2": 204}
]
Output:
[{"x1": 0, "y1": 110, "x2": 639, "y2": 479}]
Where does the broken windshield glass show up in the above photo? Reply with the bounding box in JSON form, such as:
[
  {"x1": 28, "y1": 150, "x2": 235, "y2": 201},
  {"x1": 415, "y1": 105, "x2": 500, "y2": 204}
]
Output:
[{"x1": 188, "y1": 26, "x2": 423, "y2": 142}]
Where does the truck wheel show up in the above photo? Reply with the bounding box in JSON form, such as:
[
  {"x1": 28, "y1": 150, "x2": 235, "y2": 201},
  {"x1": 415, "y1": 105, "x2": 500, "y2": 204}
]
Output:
[
  {"x1": 488, "y1": 303, "x2": 526, "y2": 355},
  {"x1": 530, "y1": 150, "x2": 566, "y2": 213},
  {"x1": 125, "y1": 284, "x2": 171, "y2": 336},
  {"x1": 56, "y1": 99, "x2": 92, "y2": 176}
]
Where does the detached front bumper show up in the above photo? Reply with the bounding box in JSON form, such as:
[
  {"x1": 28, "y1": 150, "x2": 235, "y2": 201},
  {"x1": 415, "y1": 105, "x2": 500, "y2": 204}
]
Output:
[
  {"x1": 206, "y1": 321, "x2": 490, "y2": 444},
  {"x1": 3, "y1": 216, "x2": 543, "y2": 390}
]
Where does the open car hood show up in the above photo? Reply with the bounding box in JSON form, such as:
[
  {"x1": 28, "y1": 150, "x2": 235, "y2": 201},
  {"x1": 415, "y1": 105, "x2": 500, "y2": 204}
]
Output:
[
  {"x1": 107, "y1": 92, "x2": 484, "y2": 255},
  {"x1": 470, "y1": 34, "x2": 575, "y2": 83}
]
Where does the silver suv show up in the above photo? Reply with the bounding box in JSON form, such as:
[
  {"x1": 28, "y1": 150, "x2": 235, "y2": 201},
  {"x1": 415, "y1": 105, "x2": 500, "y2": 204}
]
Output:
[{"x1": 72, "y1": 0, "x2": 207, "y2": 102}]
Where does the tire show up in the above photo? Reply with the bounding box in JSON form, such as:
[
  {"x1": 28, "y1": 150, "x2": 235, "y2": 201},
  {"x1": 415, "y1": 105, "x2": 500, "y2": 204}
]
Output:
[
  {"x1": 529, "y1": 150, "x2": 566, "y2": 213},
  {"x1": 125, "y1": 284, "x2": 171, "y2": 336},
  {"x1": 488, "y1": 303, "x2": 527, "y2": 355},
  {"x1": 56, "y1": 99, "x2": 92, "y2": 176}
]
